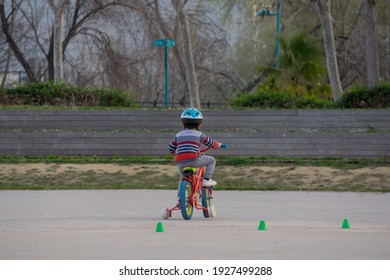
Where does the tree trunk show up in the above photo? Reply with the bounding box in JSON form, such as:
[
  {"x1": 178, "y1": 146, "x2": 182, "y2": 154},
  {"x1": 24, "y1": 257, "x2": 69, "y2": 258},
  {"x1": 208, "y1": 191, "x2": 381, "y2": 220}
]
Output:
[
  {"x1": 310, "y1": 0, "x2": 343, "y2": 101},
  {"x1": 48, "y1": 0, "x2": 68, "y2": 83},
  {"x1": 0, "y1": 4, "x2": 36, "y2": 83},
  {"x1": 364, "y1": 0, "x2": 380, "y2": 88},
  {"x1": 47, "y1": 32, "x2": 55, "y2": 81},
  {"x1": 1, "y1": 44, "x2": 12, "y2": 87},
  {"x1": 172, "y1": 0, "x2": 201, "y2": 109}
]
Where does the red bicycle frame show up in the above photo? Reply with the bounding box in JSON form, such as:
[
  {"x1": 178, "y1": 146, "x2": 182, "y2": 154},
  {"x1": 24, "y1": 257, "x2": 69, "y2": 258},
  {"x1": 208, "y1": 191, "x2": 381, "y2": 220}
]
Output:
[{"x1": 184, "y1": 162, "x2": 213, "y2": 211}]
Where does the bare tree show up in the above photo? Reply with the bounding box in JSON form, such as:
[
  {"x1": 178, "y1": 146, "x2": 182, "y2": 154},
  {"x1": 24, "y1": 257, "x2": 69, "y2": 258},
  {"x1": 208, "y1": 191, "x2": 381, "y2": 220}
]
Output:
[
  {"x1": 0, "y1": 0, "x2": 276, "y2": 106},
  {"x1": 0, "y1": 0, "x2": 122, "y2": 83},
  {"x1": 0, "y1": 1, "x2": 14, "y2": 87},
  {"x1": 172, "y1": 0, "x2": 201, "y2": 108},
  {"x1": 364, "y1": 0, "x2": 380, "y2": 88},
  {"x1": 310, "y1": 0, "x2": 343, "y2": 101},
  {"x1": 0, "y1": 1, "x2": 37, "y2": 82}
]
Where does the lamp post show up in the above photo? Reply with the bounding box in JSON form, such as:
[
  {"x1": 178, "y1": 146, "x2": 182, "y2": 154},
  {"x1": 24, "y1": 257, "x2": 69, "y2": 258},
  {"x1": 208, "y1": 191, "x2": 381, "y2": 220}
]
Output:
[
  {"x1": 257, "y1": 0, "x2": 281, "y2": 69},
  {"x1": 153, "y1": 37, "x2": 176, "y2": 108}
]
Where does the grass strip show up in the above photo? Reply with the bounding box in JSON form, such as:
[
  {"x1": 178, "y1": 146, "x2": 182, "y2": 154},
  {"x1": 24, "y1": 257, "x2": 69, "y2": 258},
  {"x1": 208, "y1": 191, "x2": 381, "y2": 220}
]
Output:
[{"x1": 0, "y1": 155, "x2": 388, "y2": 169}]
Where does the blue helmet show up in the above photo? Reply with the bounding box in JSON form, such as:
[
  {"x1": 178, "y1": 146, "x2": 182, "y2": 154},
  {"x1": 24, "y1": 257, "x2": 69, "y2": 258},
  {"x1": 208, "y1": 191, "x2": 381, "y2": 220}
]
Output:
[{"x1": 180, "y1": 108, "x2": 203, "y2": 125}]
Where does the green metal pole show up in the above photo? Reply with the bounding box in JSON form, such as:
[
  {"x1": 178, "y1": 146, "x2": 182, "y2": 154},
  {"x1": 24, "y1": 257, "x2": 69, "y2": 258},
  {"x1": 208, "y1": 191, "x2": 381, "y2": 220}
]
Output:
[
  {"x1": 164, "y1": 38, "x2": 169, "y2": 108},
  {"x1": 276, "y1": 0, "x2": 281, "y2": 70}
]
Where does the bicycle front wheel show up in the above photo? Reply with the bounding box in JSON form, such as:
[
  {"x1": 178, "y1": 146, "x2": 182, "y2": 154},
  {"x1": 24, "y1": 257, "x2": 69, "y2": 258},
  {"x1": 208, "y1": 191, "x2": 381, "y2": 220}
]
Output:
[{"x1": 179, "y1": 180, "x2": 194, "y2": 220}]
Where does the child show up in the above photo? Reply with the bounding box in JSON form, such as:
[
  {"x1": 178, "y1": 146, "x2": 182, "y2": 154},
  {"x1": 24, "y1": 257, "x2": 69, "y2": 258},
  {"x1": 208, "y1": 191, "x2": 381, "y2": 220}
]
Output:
[{"x1": 168, "y1": 108, "x2": 226, "y2": 189}]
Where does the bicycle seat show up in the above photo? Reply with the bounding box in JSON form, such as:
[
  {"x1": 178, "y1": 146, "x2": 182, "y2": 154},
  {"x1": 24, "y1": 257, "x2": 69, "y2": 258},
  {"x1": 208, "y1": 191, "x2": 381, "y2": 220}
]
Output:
[
  {"x1": 183, "y1": 167, "x2": 197, "y2": 172},
  {"x1": 183, "y1": 167, "x2": 197, "y2": 177}
]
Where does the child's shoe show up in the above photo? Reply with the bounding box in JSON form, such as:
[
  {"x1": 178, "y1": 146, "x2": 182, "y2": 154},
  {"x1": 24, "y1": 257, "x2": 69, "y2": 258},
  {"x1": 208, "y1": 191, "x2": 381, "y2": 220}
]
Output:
[{"x1": 202, "y1": 178, "x2": 217, "y2": 187}]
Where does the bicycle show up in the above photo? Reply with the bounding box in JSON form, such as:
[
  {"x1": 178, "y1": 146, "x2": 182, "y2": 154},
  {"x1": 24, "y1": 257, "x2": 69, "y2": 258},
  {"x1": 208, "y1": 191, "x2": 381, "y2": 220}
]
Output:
[{"x1": 161, "y1": 146, "x2": 217, "y2": 220}]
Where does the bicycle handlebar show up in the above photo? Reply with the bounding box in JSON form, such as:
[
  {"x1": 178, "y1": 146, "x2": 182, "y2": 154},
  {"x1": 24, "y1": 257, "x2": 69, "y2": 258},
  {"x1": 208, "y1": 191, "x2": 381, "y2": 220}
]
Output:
[
  {"x1": 200, "y1": 146, "x2": 211, "y2": 153},
  {"x1": 200, "y1": 143, "x2": 227, "y2": 153}
]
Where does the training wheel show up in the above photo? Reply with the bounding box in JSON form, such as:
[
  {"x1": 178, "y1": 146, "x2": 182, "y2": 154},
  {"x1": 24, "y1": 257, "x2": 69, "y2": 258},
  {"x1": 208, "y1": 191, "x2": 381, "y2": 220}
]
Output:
[
  {"x1": 209, "y1": 206, "x2": 216, "y2": 218},
  {"x1": 161, "y1": 208, "x2": 169, "y2": 220}
]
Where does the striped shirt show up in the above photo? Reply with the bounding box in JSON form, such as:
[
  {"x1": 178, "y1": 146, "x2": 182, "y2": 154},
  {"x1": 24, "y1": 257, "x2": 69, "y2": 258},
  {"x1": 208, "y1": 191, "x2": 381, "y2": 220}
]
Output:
[{"x1": 168, "y1": 129, "x2": 220, "y2": 162}]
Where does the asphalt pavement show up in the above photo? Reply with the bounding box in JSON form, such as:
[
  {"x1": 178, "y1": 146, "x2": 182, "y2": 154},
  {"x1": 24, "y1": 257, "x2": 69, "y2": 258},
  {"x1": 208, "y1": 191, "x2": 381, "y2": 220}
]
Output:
[{"x1": 1, "y1": 190, "x2": 389, "y2": 260}]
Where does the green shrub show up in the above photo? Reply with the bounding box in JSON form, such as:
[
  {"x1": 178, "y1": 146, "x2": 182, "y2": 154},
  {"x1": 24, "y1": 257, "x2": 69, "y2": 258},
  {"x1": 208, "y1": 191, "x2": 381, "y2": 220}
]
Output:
[
  {"x1": 0, "y1": 81, "x2": 133, "y2": 107},
  {"x1": 232, "y1": 83, "x2": 334, "y2": 109},
  {"x1": 96, "y1": 88, "x2": 130, "y2": 107},
  {"x1": 293, "y1": 95, "x2": 334, "y2": 109},
  {"x1": 2, "y1": 82, "x2": 67, "y2": 103},
  {"x1": 338, "y1": 82, "x2": 390, "y2": 108},
  {"x1": 233, "y1": 80, "x2": 390, "y2": 109}
]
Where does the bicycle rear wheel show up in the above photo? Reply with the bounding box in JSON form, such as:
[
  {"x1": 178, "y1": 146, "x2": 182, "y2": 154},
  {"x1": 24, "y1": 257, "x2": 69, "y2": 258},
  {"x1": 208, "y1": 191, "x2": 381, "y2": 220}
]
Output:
[
  {"x1": 201, "y1": 188, "x2": 212, "y2": 218},
  {"x1": 179, "y1": 180, "x2": 194, "y2": 220}
]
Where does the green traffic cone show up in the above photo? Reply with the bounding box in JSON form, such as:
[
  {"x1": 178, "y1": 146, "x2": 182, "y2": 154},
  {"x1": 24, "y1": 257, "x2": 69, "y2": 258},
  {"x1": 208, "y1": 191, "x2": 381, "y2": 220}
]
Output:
[
  {"x1": 155, "y1": 221, "x2": 165, "y2": 232},
  {"x1": 342, "y1": 218, "x2": 350, "y2": 229},
  {"x1": 258, "y1": 220, "x2": 267, "y2": 230}
]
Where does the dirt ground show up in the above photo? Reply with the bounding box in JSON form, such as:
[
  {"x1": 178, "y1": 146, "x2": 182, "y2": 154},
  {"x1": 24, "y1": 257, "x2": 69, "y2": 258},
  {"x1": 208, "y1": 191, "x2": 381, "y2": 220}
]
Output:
[{"x1": 0, "y1": 163, "x2": 389, "y2": 192}]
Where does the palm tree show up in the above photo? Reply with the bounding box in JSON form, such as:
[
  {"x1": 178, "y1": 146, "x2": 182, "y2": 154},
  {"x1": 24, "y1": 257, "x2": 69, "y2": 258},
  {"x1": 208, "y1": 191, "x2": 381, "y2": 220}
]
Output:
[{"x1": 280, "y1": 32, "x2": 328, "y2": 97}]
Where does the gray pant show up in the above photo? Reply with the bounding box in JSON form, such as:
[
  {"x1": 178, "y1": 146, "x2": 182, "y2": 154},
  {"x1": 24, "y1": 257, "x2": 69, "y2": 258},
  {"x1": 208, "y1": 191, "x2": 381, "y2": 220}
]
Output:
[{"x1": 176, "y1": 154, "x2": 216, "y2": 192}]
